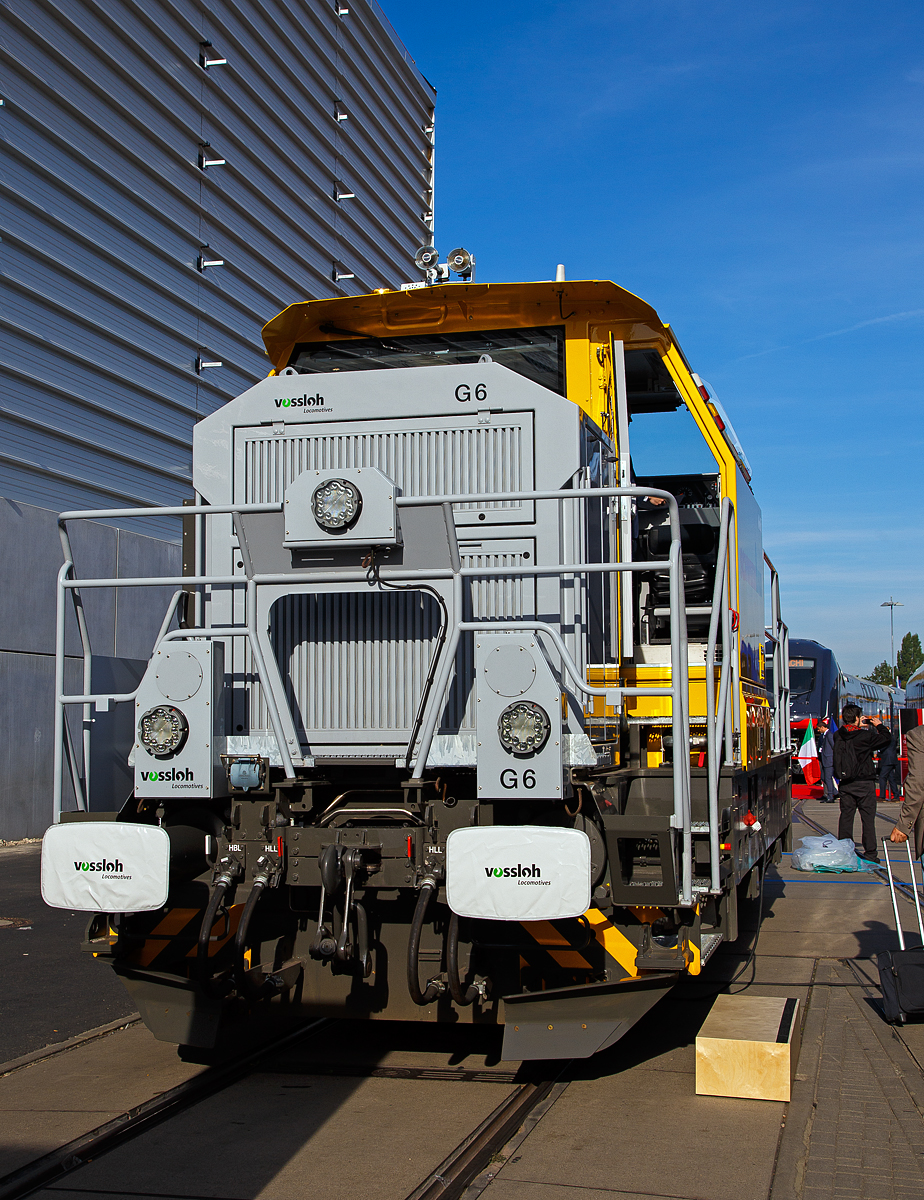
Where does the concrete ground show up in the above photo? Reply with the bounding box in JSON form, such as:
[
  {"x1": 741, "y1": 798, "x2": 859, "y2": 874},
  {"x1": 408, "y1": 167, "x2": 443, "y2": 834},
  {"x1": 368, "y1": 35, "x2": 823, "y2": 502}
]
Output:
[
  {"x1": 473, "y1": 799, "x2": 924, "y2": 1200},
  {"x1": 0, "y1": 843, "x2": 135, "y2": 1062},
  {"x1": 2, "y1": 799, "x2": 923, "y2": 1199},
  {"x1": 3, "y1": 1022, "x2": 520, "y2": 1200}
]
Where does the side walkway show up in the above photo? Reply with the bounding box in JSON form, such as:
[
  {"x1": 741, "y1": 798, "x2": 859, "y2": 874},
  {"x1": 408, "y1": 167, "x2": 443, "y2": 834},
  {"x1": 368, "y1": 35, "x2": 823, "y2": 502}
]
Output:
[
  {"x1": 772, "y1": 959, "x2": 924, "y2": 1200},
  {"x1": 473, "y1": 800, "x2": 924, "y2": 1200}
]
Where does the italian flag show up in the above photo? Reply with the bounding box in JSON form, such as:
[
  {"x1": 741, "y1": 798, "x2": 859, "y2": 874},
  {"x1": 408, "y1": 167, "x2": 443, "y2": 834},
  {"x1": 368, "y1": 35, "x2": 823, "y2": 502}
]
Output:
[{"x1": 796, "y1": 721, "x2": 821, "y2": 785}]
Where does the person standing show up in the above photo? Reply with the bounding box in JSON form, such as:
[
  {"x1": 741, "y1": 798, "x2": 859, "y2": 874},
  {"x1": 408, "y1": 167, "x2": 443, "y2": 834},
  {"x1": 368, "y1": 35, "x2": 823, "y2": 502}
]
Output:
[
  {"x1": 833, "y1": 705, "x2": 892, "y2": 863},
  {"x1": 878, "y1": 735, "x2": 902, "y2": 801},
  {"x1": 818, "y1": 716, "x2": 837, "y2": 803},
  {"x1": 889, "y1": 724, "x2": 924, "y2": 858}
]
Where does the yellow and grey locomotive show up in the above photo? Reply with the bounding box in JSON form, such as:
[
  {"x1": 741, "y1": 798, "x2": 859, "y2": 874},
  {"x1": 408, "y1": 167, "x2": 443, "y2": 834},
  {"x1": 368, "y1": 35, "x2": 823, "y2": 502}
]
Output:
[{"x1": 44, "y1": 278, "x2": 791, "y2": 1058}]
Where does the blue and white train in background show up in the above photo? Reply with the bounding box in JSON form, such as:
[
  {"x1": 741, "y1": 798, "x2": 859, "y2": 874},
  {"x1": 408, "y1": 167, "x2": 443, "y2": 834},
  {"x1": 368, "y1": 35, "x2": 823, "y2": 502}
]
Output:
[{"x1": 768, "y1": 637, "x2": 916, "y2": 791}]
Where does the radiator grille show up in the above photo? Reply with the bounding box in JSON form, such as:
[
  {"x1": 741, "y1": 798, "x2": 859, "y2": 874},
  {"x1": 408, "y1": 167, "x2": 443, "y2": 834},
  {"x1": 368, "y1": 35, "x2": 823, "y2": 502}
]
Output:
[
  {"x1": 236, "y1": 416, "x2": 531, "y2": 521},
  {"x1": 271, "y1": 590, "x2": 440, "y2": 736},
  {"x1": 235, "y1": 544, "x2": 537, "y2": 745}
]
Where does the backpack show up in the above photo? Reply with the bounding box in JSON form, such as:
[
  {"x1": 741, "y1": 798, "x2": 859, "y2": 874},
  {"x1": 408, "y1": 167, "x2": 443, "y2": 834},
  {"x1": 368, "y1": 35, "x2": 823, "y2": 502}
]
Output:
[{"x1": 833, "y1": 730, "x2": 861, "y2": 783}]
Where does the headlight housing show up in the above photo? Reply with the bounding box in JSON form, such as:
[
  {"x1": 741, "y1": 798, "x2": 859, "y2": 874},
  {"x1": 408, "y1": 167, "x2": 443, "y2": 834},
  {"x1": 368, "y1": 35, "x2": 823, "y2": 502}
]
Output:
[
  {"x1": 138, "y1": 706, "x2": 188, "y2": 757},
  {"x1": 312, "y1": 478, "x2": 362, "y2": 531},
  {"x1": 497, "y1": 701, "x2": 551, "y2": 755}
]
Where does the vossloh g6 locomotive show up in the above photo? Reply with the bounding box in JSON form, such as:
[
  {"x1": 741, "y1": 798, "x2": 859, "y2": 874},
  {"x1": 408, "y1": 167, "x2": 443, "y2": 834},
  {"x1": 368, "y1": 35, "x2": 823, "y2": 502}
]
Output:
[{"x1": 42, "y1": 279, "x2": 791, "y2": 1059}]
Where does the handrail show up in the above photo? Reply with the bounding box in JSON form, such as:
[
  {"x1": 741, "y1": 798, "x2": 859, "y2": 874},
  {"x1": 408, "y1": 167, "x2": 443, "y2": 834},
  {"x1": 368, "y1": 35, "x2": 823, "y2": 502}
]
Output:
[
  {"x1": 705, "y1": 499, "x2": 734, "y2": 893},
  {"x1": 52, "y1": 487, "x2": 695, "y2": 903},
  {"x1": 764, "y1": 551, "x2": 790, "y2": 755}
]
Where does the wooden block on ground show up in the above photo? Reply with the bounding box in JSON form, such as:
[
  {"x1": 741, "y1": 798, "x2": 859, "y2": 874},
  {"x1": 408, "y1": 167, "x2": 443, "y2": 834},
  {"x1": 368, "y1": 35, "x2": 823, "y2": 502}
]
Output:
[{"x1": 695, "y1": 994, "x2": 801, "y2": 1101}]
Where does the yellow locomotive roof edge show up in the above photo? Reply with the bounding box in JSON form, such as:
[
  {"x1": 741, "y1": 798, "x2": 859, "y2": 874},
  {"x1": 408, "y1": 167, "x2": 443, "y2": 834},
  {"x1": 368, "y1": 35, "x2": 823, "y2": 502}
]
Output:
[{"x1": 261, "y1": 279, "x2": 672, "y2": 369}]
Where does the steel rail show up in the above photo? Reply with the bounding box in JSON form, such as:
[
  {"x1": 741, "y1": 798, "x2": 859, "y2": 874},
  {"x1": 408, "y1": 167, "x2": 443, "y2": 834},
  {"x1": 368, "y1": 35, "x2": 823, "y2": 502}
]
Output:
[
  {"x1": 0, "y1": 1019, "x2": 329, "y2": 1200},
  {"x1": 404, "y1": 1073, "x2": 568, "y2": 1200}
]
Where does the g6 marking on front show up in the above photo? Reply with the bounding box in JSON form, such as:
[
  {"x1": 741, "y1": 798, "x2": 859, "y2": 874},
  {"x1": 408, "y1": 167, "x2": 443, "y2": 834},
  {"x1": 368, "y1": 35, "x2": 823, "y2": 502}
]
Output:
[
  {"x1": 454, "y1": 383, "x2": 488, "y2": 402},
  {"x1": 500, "y1": 769, "x2": 536, "y2": 790}
]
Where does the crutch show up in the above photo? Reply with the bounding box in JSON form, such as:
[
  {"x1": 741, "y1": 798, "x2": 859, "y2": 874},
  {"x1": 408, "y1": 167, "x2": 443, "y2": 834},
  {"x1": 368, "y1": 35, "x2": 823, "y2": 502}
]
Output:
[{"x1": 883, "y1": 838, "x2": 906, "y2": 950}]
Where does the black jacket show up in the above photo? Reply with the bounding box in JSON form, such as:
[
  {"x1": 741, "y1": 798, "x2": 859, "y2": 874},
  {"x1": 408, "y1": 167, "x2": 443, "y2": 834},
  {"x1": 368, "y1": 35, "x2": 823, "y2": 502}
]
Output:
[{"x1": 833, "y1": 723, "x2": 892, "y2": 783}]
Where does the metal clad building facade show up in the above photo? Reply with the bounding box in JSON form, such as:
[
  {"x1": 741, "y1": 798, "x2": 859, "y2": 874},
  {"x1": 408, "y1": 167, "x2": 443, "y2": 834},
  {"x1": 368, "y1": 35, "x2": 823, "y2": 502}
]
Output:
[
  {"x1": 0, "y1": 0, "x2": 435, "y2": 533},
  {"x1": 0, "y1": 0, "x2": 435, "y2": 837}
]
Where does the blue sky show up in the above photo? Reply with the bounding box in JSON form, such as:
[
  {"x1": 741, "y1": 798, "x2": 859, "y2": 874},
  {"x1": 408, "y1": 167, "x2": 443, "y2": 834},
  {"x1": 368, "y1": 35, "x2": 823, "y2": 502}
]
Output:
[{"x1": 384, "y1": 0, "x2": 924, "y2": 677}]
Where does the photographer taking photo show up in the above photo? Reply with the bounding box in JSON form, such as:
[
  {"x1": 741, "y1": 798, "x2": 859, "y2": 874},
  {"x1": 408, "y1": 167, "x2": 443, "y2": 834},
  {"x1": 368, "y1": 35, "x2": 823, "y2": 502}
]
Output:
[{"x1": 833, "y1": 704, "x2": 892, "y2": 863}]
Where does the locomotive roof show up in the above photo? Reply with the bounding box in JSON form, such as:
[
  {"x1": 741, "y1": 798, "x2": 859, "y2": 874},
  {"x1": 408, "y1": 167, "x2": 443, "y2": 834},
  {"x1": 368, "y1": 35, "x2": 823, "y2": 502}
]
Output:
[{"x1": 261, "y1": 279, "x2": 674, "y2": 370}]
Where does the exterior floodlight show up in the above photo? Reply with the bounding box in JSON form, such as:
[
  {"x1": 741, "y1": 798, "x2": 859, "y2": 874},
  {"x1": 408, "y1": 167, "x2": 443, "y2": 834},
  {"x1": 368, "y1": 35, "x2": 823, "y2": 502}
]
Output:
[
  {"x1": 138, "y1": 706, "x2": 188, "y2": 757},
  {"x1": 498, "y1": 701, "x2": 551, "y2": 755},
  {"x1": 312, "y1": 478, "x2": 362, "y2": 530},
  {"x1": 447, "y1": 248, "x2": 474, "y2": 276},
  {"x1": 414, "y1": 245, "x2": 439, "y2": 271}
]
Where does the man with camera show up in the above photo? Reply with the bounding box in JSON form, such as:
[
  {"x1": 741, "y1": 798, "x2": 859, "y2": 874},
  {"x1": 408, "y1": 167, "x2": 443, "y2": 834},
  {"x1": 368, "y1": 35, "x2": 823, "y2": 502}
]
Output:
[{"x1": 833, "y1": 704, "x2": 892, "y2": 863}]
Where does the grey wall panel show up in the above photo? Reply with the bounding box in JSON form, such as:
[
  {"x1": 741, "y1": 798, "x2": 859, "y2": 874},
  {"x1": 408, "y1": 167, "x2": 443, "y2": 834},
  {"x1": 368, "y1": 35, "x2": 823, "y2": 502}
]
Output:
[
  {"x1": 113, "y1": 528, "x2": 183, "y2": 660},
  {"x1": 0, "y1": 652, "x2": 84, "y2": 840},
  {"x1": 0, "y1": 0, "x2": 433, "y2": 829},
  {"x1": 0, "y1": 499, "x2": 182, "y2": 836},
  {"x1": 0, "y1": 499, "x2": 179, "y2": 661},
  {"x1": 0, "y1": 498, "x2": 114, "y2": 658}
]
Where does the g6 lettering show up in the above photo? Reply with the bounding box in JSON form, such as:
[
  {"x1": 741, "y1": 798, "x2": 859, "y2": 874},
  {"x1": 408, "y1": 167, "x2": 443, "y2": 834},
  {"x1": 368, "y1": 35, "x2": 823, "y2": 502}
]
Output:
[
  {"x1": 500, "y1": 769, "x2": 537, "y2": 790},
  {"x1": 454, "y1": 383, "x2": 488, "y2": 403}
]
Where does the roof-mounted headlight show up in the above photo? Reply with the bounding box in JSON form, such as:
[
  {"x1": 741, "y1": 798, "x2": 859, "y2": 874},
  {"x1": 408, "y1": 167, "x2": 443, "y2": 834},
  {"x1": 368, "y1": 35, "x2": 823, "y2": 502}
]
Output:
[
  {"x1": 312, "y1": 478, "x2": 362, "y2": 531},
  {"x1": 138, "y1": 706, "x2": 188, "y2": 757},
  {"x1": 498, "y1": 701, "x2": 551, "y2": 756}
]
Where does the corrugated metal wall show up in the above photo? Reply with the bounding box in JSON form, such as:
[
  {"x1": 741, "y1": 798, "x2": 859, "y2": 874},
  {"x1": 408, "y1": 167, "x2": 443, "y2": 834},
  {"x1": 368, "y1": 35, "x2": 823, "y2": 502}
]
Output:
[{"x1": 0, "y1": 0, "x2": 436, "y2": 539}]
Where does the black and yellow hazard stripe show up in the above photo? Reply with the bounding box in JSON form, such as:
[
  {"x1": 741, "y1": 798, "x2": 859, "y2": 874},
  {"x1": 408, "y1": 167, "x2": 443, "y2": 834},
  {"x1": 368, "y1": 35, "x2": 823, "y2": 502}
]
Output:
[
  {"x1": 122, "y1": 905, "x2": 243, "y2": 969},
  {"x1": 518, "y1": 907, "x2": 642, "y2": 988}
]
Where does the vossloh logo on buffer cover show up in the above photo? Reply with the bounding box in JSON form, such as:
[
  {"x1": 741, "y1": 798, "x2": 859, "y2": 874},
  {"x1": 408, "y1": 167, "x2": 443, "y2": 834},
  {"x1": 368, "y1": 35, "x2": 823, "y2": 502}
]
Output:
[
  {"x1": 483, "y1": 863, "x2": 550, "y2": 886},
  {"x1": 73, "y1": 857, "x2": 128, "y2": 880},
  {"x1": 446, "y1": 827, "x2": 591, "y2": 921}
]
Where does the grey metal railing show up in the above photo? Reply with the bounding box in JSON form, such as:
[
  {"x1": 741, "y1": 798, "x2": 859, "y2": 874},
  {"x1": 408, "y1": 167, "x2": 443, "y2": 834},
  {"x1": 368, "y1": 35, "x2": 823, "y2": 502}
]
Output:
[
  {"x1": 704, "y1": 498, "x2": 737, "y2": 894},
  {"x1": 52, "y1": 487, "x2": 696, "y2": 904},
  {"x1": 764, "y1": 552, "x2": 790, "y2": 755}
]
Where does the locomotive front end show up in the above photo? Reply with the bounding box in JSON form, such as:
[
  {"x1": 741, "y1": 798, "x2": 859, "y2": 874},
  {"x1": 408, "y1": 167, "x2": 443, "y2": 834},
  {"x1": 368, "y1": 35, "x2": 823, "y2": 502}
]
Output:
[{"x1": 46, "y1": 281, "x2": 791, "y2": 1059}]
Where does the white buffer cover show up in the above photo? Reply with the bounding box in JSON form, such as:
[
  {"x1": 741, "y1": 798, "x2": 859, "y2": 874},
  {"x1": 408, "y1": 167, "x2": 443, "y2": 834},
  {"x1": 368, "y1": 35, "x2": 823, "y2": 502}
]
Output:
[
  {"x1": 41, "y1": 823, "x2": 170, "y2": 913},
  {"x1": 445, "y1": 826, "x2": 591, "y2": 921}
]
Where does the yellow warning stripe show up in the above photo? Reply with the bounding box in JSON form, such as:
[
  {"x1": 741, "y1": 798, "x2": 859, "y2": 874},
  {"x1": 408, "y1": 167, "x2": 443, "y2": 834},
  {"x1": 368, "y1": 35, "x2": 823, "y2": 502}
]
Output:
[
  {"x1": 583, "y1": 908, "x2": 639, "y2": 977},
  {"x1": 526, "y1": 920, "x2": 573, "y2": 947},
  {"x1": 135, "y1": 908, "x2": 200, "y2": 967},
  {"x1": 133, "y1": 905, "x2": 245, "y2": 968},
  {"x1": 520, "y1": 920, "x2": 595, "y2": 972}
]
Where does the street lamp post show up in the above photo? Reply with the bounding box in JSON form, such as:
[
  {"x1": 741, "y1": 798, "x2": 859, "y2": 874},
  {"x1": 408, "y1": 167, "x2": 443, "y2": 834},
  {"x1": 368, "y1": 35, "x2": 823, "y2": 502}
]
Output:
[{"x1": 881, "y1": 597, "x2": 904, "y2": 686}]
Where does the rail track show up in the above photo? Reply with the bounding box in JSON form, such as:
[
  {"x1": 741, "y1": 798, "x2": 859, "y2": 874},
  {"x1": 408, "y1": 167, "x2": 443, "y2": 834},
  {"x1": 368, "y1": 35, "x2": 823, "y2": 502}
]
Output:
[{"x1": 0, "y1": 1017, "x2": 570, "y2": 1200}]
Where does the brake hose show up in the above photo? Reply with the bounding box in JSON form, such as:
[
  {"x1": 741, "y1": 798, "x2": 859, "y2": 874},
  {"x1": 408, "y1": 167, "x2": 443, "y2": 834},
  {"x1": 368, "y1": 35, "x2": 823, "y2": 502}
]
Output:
[
  {"x1": 447, "y1": 911, "x2": 480, "y2": 1006},
  {"x1": 233, "y1": 878, "x2": 268, "y2": 997},
  {"x1": 196, "y1": 875, "x2": 232, "y2": 994},
  {"x1": 407, "y1": 880, "x2": 443, "y2": 1005}
]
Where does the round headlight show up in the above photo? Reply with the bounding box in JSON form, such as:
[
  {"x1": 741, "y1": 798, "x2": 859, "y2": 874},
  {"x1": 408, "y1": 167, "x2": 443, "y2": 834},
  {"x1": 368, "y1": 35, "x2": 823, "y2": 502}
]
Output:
[
  {"x1": 312, "y1": 478, "x2": 362, "y2": 531},
  {"x1": 138, "y1": 706, "x2": 188, "y2": 757},
  {"x1": 497, "y1": 701, "x2": 551, "y2": 755}
]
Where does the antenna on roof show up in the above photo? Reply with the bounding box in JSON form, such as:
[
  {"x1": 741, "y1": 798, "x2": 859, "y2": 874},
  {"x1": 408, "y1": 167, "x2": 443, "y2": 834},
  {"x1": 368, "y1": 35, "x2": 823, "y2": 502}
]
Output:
[{"x1": 555, "y1": 264, "x2": 566, "y2": 282}]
